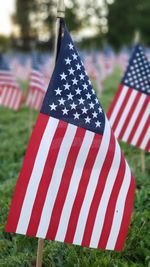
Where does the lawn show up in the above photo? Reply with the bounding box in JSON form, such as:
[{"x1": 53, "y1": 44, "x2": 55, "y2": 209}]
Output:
[{"x1": 0, "y1": 69, "x2": 150, "y2": 267}]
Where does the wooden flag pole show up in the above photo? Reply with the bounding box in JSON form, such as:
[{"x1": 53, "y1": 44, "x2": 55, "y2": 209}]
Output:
[
  {"x1": 36, "y1": 1, "x2": 65, "y2": 267},
  {"x1": 133, "y1": 30, "x2": 146, "y2": 172},
  {"x1": 141, "y1": 150, "x2": 145, "y2": 172}
]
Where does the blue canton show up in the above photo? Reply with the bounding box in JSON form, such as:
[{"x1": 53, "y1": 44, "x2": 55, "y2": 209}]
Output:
[
  {"x1": 41, "y1": 22, "x2": 105, "y2": 135},
  {"x1": 122, "y1": 45, "x2": 150, "y2": 96}
]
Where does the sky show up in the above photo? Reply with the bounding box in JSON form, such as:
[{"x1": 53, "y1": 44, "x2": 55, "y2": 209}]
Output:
[{"x1": 0, "y1": 0, "x2": 16, "y2": 36}]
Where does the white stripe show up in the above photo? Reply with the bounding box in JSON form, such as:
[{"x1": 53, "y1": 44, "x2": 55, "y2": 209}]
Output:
[
  {"x1": 90, "y1": 140, "x2": 121, "y2": 248},
  {"x1": 55, "y1": 130, "x2": 95, "y2": 242},
  {"x1": 114, "y1": 90, "x2": 137, "y2": 138},
  {"x1": 106, "y1": 162, "x2": 131, "y2": 250},
  {"x1": 122, "y1": 94, "x2": 146, "y2": 142},
  {"x1": 109, "y1": 86, "x2": 128, "y2": 126},
  {"x1": 16, "y1": 117, "x2": 59, "y2": 234},
  {"x1": 140, "y1": 127, "x2": 150, "y2": 150},
  {"x1": 73, "y1": 118, "x2": 111, "y2": 245},
  {"x1": 36, "y1": 123, "x2": 77, "y2": 238},
  {"x1": 131, "y1": 103, "x2": 150, "y2": 146}
]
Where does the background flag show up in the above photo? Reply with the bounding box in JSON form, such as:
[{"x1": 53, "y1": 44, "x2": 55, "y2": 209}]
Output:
[
  {"x1": 107, "y1": 45, "x2": 150, "y2": 152},
  {"x1": 6, "y1": 20, "x2": 135, "y2": 251},
  {"x1": 0, "y1": 54, "x2": 23, "y2": 110},
  {"x1": 26, "y1": 53, "x2": 46, "y2": 110}
]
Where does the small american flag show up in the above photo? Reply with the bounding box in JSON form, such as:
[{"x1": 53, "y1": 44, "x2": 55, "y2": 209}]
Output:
[
  {"x1": 26, "y1": 53, "x2": 46, "y2": 110},
  {"x1": 0, "y1": 54, "x2": 23, "y2": 110},
  {"x1": 107, "y1": 45, "x2": 150, "y2": 152},
  {"x1": 6, "y1": 20, "x2": 135, "y2": 251}
]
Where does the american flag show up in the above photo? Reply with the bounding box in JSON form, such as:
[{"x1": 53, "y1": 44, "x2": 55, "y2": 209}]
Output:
[
  {"x1": 26, "y1": 53, "x2": 46, "y2": 110},
  {"x1": 6, "y1": 20, "x2": 135, "y2": 251},
  {"x1": 0, "y1": 54, "x2": 23, "y2": 110},
  {"x1": 107, "y1": 45, "x2": 150, "y2": 152}
]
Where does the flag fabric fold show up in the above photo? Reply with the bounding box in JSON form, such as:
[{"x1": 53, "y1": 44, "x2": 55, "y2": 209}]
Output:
[
  {"x1": 107, "y1": 45, "x2": 150, "y2": 152},
  {"x1": 0, "y1": 54, "x2": 23, "y2": 110},
  {"x1": 6, "y1": 20, "x2": 135, "y2": 251}
]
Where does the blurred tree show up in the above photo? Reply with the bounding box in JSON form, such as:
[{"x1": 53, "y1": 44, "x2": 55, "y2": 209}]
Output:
[
  {"x1": 15, "y1": 0, "x2": 36, "y2": 50},
  {"x1": 15, "y1": 0, "x2": 82, "y2": 51},
  {"x1": 107, "y1": 0, "x2": 150, "y2": 49}
]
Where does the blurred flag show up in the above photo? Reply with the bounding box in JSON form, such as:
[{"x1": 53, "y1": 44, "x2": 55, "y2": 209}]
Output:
[
  {"x1": 0, "y1": 54, "x2": 23, "y2": 110},
  {"x1": 25, "y1": 53, "x2": 46, "y2": 110},
  {"x1": 6, "y1": 20, "x2": 135, "y2": 251},
  {"x1": 107, "y1": 45, "x2": 150, "y2": 152}
]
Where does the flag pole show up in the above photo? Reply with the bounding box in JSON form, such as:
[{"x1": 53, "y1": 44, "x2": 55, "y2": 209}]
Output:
[
  {"x1": 133, "y1": 30, "x2": 146, "y2": 172},
  {"x1": 36, "y1": 1, "x2": 65, "y2": 267}
]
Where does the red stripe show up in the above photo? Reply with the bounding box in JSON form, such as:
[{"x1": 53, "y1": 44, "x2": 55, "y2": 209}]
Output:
[
  {"x1": 127, "y1": 98, "x2": 149, "y2": 144},
  {"x1": 115, "y1": 175, "x2": 135, "y2": 251},
  {"x1": 98, "y1": 152, "x2": 126, "y2": 249},
  {"x1": 46, "y1": 127, "x2": 86, "y2": 240},
  {"x1": 26, "y1": 120, "x2": 68, "y2": 237},
  {"x1": 107, "y1": 84, "x2": 124, "y2": 119},
  {"x1": 136, "y1": 116, "x2": 150, "y2": 148},
  {"x1": 5, "y1": 113, "x2": 49, "y2": 232},
  {"x1": 112, "y1": 87, "x2": 132, "y2": 133},
  {"x1": 81, "y1": 133, "x2": 115, "y2": 247},
  {"x1": 64, "y1": 134, "x2": 102, "y2": 244},
  {"x1": 118, "y1": 91, "x2": 141, "y2": 140}
]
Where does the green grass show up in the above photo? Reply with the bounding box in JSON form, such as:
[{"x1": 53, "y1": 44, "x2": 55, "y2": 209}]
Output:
[{"x1": 0, "y1": 70, "x2": 150, "y2": 267}]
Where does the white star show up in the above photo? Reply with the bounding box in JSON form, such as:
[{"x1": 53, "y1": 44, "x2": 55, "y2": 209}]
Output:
[
  {"x1": 60, "y1": 72, "x2": 67, "y2": 80},
  {"x1": 76, "y1": 88, "x2": 81, "y2": 95},
  {"x1": 72, "y1": 53, "x2": 78, "y2": 60},
  {"x1": 55, "y1": 87, "x2": 62, "y2": 95},
  {"x1": 68, "y1": 67, "x2": 75, "y2": 75},
  {"x1": 76, "y1": 63, "x2": 81, "y2": 70},
  {"x1": 88, "y1": 80, "x2": 92, "y2": 85},
  {"x1": 95, "y1": 121, "x2": 101, "y2": 128},
  {"x1": 49, "y1": 103, "x2": 57, "y2": 110},
  {"x1": 99, "y1": 107, "x2": 103, "y2": 113},
  {"x1": 82, "y1": 107, "x2": 88, "y2": 114},
  {"x1": 58, "y1": 98, "x2": 65, "y2": 105},
  {"x1": 68, "y1": 43, "x2": 74, "y2": 50},
  {"x1": 70, "y1": 102, "x2": 77, "y2": 110},
  {"x1": 92, "y1": 111, "x2": 98, "y2": 118},
  {"x1": 85, "y1": 116, "x2": 91, "y2": 123},
  {"x1": 67, "y1": 93, "x2": 74, "y2": 100},
  {"x1": 62, "y1": 107, "x2": 69, "y2": 115},
  {"x1": 79, "y1": 73, "x2": 84, "y2": 80},
  {"x1": 65, "y1": 57, "x2": 72, "y2": 65},
  {"x1": 72, "y1": 78, "x2": 78, "y2": 85},
  {"x1": 86, "y1": 93, "x2": 91, "y2": 99},
  {"x1": 79, "y1": 98, "x2": 85, "y2": 104},
  {"x1": 64, "y1": 83, "x2": 71, "y2": 90},
  {"x1": 83, "y1": 83, "x2": 88, "y2": 90},
  {"x1": 89, "y1": 102, "x2": 94, "y2": 109},
  {"x1": 95, "y1": 98, "x2": 99, "y2": 104},
  {"x1": 74, "y1": 112, "x2": 80, "y2": 119}
]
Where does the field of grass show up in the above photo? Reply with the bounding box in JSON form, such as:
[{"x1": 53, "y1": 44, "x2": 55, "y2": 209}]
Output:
[{"x1": 0, "y1": 69, "x2": 150, "y2": 267}]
